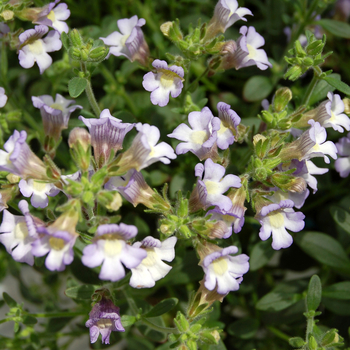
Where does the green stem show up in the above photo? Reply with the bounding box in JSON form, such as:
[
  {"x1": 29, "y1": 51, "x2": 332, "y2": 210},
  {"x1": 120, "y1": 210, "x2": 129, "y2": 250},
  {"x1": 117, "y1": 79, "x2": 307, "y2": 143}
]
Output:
[
  {"x1": 184, "y1": 67, "x2": 209, "y2": 96},
  {"x1": 0, "y1": 318, "x2": 12, "y2": 325},
  {"x1": 81, "y1": 62, "x2": 101, "y2": 117},
  {"x1": 267, "y1": 326, "x2": 290, "y2": 341},
  {"x1": 300, "y1": 68, "x2": 321, "y2": 106},
  {"x1": 305, "y1": 315, "x2": 315, "y2": 342},
  {"x1": 141, "y1": 318, "x2": 179, "y2": 334}
]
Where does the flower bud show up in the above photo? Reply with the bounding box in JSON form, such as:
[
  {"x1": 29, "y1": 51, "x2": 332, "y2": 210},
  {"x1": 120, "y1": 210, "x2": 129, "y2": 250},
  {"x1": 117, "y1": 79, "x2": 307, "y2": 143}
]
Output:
[
  {"x1": 343, "y1": 97, "x2": 350, "y2": 115},
  {"x1": 69, "y1": 29, "x2": 84, "y2": 47},
  {"x1": 160, "y1": 22, "x2": 172, "y2": 37},
  {"x1": 88, "y1": 46, "x2": 109, "y2": 62},
  {"x1": 289, "y1": 337, "x2": 305, "y2": 348},
  {"x1": 273, "y1": 87, "x2": 292, "y2": 112},
  {"x1": 68, "y1": 47, "x2": 81, "y2": 60},
  {"x1": 303, "y1": 57, "x2": 314, "y2": 67},
  {"x1": 308, "y1": 335, "x2": 318, "y2": 350},
  {"x1": 321, "y1": 329, "x2": 343, "y2": 347},
  {"x1": 1, "y1": 10, "x2": 14, "y2": 21},
  {"x1": 68, "y1": 127, "x2": 91, "y2": 172}
]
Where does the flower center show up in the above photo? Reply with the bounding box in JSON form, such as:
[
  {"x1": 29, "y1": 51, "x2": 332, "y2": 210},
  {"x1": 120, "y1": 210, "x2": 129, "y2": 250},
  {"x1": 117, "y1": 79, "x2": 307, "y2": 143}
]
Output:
[
  {"x1": 14, "y1": 222, "x2": 28, "y2": 240},
  {"x1": 49, "y1": 237, "x2": 66, "y2": 250},
  {"x1": 47, "y1": 10, "x2": 56, "y2": 23},
  {"x1": 121, "y1": 34, "x2": 130, "y2": 47},
  {"x1": 141, "y1": 248, "x2": 157, "y2": 267},
  {"x1": 33, "y1": 181, "x2": 47, "y2": 192},
  {"x1": 218, "y1": 123, "x2": 229, "y2": 135},
  {"x1": 330, "y1": 110, "x2": 337, "y2": 122},
  {"x1": 104, "y1": 240, "x2": 123, "y2": 257},
  {"x1": 212, "y1": 257, "x2": 228, "y2": 276},
  {"x1": 247, "y1": 43, "x2": 257, "y2": 59},
  {"x1": 269, "y1": 212, "x2": 285, "y2": 228},
  {"x1": 158, "y1": 69, "x2": 182, "y2": 89},
  {"x1": 97, "y1": 319, "x2": 113, "y2": 329},
  {"x1": 28, "y1": 40, "x2": 44, "y2": 55},
  {"x1": 50, "y1": 103, "x2": 64, "y2": 111},
  {"x1": 190, "y1": 130, "x2": 208, "y2": 145},
  {"x1": 204, "y1": 180, "x2": 220, "y2": 195}
]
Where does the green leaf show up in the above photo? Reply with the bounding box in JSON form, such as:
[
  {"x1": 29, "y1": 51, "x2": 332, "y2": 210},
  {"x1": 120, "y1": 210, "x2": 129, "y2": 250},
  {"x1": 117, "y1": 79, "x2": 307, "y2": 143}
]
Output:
[
  {"x1": 227, "y1": 318, "x2": 259, "y2": 339},
  {"x1": 309, "y1": 73, "x2": 339, "y2": 105},
  {"x1": 22, "y1": 316, "x2": 37, "y2": 325},
  {"x1": 143, "y1": 298, "x2": 178, "y2": 318},
  {"x1": 243, "y1": 76, "x2": 273, "y2": 102},
  {"x1": 2, "y1": 292, "x2": 17, "y2": 307},
  {"x1": 65, "y1": 285, "x2": 96, "y2": 300},
  {"x1": 322, "y1": 282, "x2": 350, "y2": 300},
  {"x1": 250, "y1": 241, "x2": 275, "y2": 271},
  {"x1": 61, "y1": 32, "x2": 70, "y2": 50},
  {"x1": 295, "y1": 231, "x2": 350, "y2": 275},
  {"x1": 317, "y1": 19, "x2": 350, "y2": 39},
  {"x1": 330, "y1": 206, "x2": 350, "y2": 234},
  {"x1": 68, "y1": 77, "x2": 87, "y2": 98},
  {"x1": 256, "y1": 291, "x2": 300, "y2": 312},
  {"x1": 120, "y1": 315, "x2": 136, "y2": 327},
  {"x1": 322, "y1": 297, "x2": 350, "y2": 315},
  {"x1": 322, "y1": 76, "x2": 350, "y2": 96},
  {"x1": 306, "y1": 275, "x2": 322, "y2": 312}
]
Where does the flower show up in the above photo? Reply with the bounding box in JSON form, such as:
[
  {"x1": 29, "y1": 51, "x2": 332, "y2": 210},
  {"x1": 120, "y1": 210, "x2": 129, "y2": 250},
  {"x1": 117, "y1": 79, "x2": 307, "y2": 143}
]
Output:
[
  {"x1": 168, "y1": 107, "x2": 220, "y2": 160},
  {"x1": 32, "y1": 94, "x2": 82, "y2": 142},
  {"x1": 142, "y1": 59, "x2": 184, "y2": 107},
  {"x1": 256, "y1": 199, "x2": 305, "y2": 250},
  {"x1": 335, "y1": 132, "x2": 350, "y2": 177},
  {"x1": 324, "y1": 92, "x2": 350, "y2": 133},
  {"x1": 192, "y1": 158, "x2": 241, "y2": 211},
  {"x1": 0, "y1": 87, "x2": 8, "y2": 108},
  {"x1": 100, "y1": 15, "x2": 149, "y2": 66},
  {"x1": 115, "y1": 123, "x2": 176, "y2": 173},
  {"x1": 0, "y1": 23, "x2": 10, "y2": 38},
  {"x1": 81, "y1": 223, "x2": 147, "y2": 282},
  {"x1": 34, "y1": 0, "x2": 70, "y2": 34},
  {"x1": 221, "y1": 26, "x2": 272, "y2": 71},
  {"x1": 86, "y1": 297, "x2": 125, "y2": 344},
  {"x1": 206, "y1": 0, "x2": 252, "y2": 37},
  {"x1": 18, "y1": 25, "x2": 62, "y2": 74},
  {"x1": 0, "y1": 130, "x2": 48, "y2": 180},
  {"x1": 0, "y1": 200, "x2": 39, "y2": 266},
  {"x1": 130, "y1": 236, "x2": 177, "y2": 288},
  {"x1": 18, "y1": 179, "x2": 59, "y2": 208},
  {"x1": 79, "y1": 109, "x2": 134, "y2": 167},
  {"x1": 200, "y1": 245, "x2": 249, "y2": 294}
]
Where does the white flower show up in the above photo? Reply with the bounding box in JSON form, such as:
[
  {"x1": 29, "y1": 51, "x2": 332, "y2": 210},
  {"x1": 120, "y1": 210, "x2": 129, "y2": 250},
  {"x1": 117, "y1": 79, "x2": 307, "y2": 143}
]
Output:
[
  {"x1": 0, "y1": 87, "x2": 8, "y2": 108},
  {"x1": 130, "y1": 236, "x2": 177, "y2": 288},
  {"x1": 324, "y1": 92, "x2": 350, "y2": 133}
]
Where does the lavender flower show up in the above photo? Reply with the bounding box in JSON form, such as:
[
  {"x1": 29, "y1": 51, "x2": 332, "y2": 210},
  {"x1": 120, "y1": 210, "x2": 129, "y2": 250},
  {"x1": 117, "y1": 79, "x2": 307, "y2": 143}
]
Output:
[
  {"x1": 193, "y1": 158, "x2": 241, "y2": 211},
  {"x1": 335, "y1": 132, "x2": 350, "y2": 177},
  {"x1": 0, "y1": 130, "x2": 48, "y2": 180},
  {"x1": 18, "y1": 25, "x2": 62, "y2": 74},
  {"x1": 201, "y1": 246, "x2": 249, "y2": 294},
  {"x1": 324, "y1": 92, "x2": 350, "y2": 133},
  {"x1": 143, "y1": 59, "x2": 184, "y2": 107},
  {"x1": 32, "y1": 94, "x2": 82, "y2": 142},
  {"x1": 0, "y1": 87, "x2": 7, "y2": 108},
  {"x1": 222, "y1": 26, "x2": 272, "y2": 71},
  {"x1": 79, "y1": 109, "x2": 134, "y2": 167},
  {"x1": 100, "y1": 15, "x2": 149, "y2": 66},
  {"x1": 34, "y1": 0, "x2": 70, "y2": 34},
  {"x1": 256, "y1": 199, "x2": 305, "y2": 250},
  {"x1": 81, "y1": 224, "x2": 147, "y2": 282},
  {"x1": 168, "y1": 107, "x2": 220, "y2": 160},
  {"x1": 116, "y1": 123, "x2": 176, "y2": 173},
  {"x1": 130, "y1": 236, "x2": 177, "y2": 288},
  {"x1": 0, "y1": 200, "x2": 39, "y2": 266},
  {"x1": 0, "y1": 23, "x2": 10, "y2": 38},
  {"x1": 18, "y1": 179, "x2": 59, "y2": 208},
  {"x1": 86, "y1": 297, "x2": 125, "y2": 344}
]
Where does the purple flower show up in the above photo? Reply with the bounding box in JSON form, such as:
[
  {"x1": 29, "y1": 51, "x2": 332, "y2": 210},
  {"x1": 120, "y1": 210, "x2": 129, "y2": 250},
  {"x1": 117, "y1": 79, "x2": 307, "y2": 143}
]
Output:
[
  {"x1": 0, "y1": 87, "x2": 7, "y2": 108},
  {"x1": 0, "y1": 200, "x2": 39, "y2": 266},
  {"x1": 335, "y1": 132, "x2": 350, "y2": 177},
  {"x1": 256, "y1": 199, "x2": 305, "y2": 250},
  {"x1": 216, "y1": 102, "x2": 241, "y2": 149},
  {"x1": 324, "y1": 92, "x2": 350, "y2": 133},
  {"x1": 19, "y1": 179, "x2": 59, "y2": 208},
  {"x1": 223, "y1": 26, "x2": 272, "y2": 71},
  {"x1": 0, "y1": 23, "x2": 10, "y2": 38},
  {"x1": 116, "y1": 123, "x2": 176, "y2": 173},
  {"x1": 194, "y1": 158, "x2": 241, "y2": 211},
  {"x1": 86, "y1": 297, "x2": 125, "y2": 344},
  {"x1": 100, "y1": 15, "x2": 149, "y2": 66},
  {"x1": 201, "y1": 246, "x2": 249, "y2": 294},
  {"x1": 168, "y1": 107, "x2": 220, "y2": 160},
  {"x1": 32, "y1": 94, "x2": 82, "y2": 141},
  {"x1": 143, "y1": 59, "x2": 184, "y2": 107},
  {"x1": 130, "y1": 236, "x2": 177, "y2": 288},
  {"x1": 34, "y1": 0, "x2": 70, "y2": 34},
  {"x1": 79, "y1": 109, "x2": 134, "y2": 167},
  {"x1": 0, "y1": 130, "x2": 48, "y2": 180},
  {"x1": 81, "y1": 223, "x2": 147, "y2": 282},
  {"x1": 18, "y1": 25, "x2": 62, "y2": 74}
]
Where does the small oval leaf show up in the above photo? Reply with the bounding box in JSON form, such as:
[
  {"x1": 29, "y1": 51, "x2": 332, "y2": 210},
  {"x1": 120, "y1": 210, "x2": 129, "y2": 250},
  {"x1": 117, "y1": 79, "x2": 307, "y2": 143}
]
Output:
[
  {"x1": 143, "y1": 298, "x2": 178, "y2": 318},
  {"x1": 322, "y1": 76, "x2": 350, "y2": 96},
  {"x1": 322, "y1": 282, "x2": 350, "y2": 300},
  {"x1": 330, "y1": 206, "x2": 350, "y2": 235},
  {"x1": 68, "y1": 77, "x2": 87, "y2": 98},
  {"x1": 243, "y1": 76, "x2": 273, "y2": 102},
  {"x1": 65, "y1": 285, "x2": 96, "y2": 300},
  {"x1": 317, "y1": 19, "x2": 350, "y2": 39},
  {"x1": 307, "y1": 275, "x2": 322, "y2": 312}
]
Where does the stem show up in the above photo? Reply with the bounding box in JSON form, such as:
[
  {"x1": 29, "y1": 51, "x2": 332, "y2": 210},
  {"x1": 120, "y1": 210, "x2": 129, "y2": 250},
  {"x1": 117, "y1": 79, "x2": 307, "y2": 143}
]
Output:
[
  {"x1": 141, "y1": 318, "x2": 179, "y2": 334},
  {"x1": 184, "y1": 67, "x2": 209, "y2": 96},
  {"x1": 267, "y1": 326, "x2": 290, "y2": 342},
  {"x1": 81, "y1": 62, "x2": 101, "y2": 117},
  {"x1": 305, "y1": 315, "x2": 315, "y2": 342},
  {"x1": 30, "y1": 312, "x2": 85, "y2": 318},
  {"x1": 301, "y1": 66, "x2": 322, "y2": 106},
  {"x1": 0, "y1": 318, "x2": 12, "y2": 325}
]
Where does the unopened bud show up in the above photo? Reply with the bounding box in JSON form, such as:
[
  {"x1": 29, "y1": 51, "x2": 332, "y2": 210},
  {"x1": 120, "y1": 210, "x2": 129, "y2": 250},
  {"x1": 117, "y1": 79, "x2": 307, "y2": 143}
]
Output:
[
  {"x1": 308, "y1": 335, "x2": 318, "y2": 350},
  {"x1": 1, "y1": 10, "x2": 14, "y2": 21},
  {"x1": 289, "y1": 337, "x2": 305, "y2": 348},
  {"x1": 89, "y1": 46, "x2": 109, "y2": 62},
  {"x1": 284, "y1": 65, "x2": 303, "y2": 81},
  {"x1": 160, "y1": 22, "x2": 172, "y2": 37},
  {"x1": 303, "y1": 57, "x2": 314, "y2": 67},
  {"x1": 69, "y1": 47, "x2": 81, "y2": 60},
  {"x1": 273, "y1": 87, "x2": 292, "y2": 112},
  {"x1": 306, "y1": 40, "x2": 324, "y2": 56},
  {"x1": 295, "y1": 40, "x2": 306, "y2": 57},
  {"x1": 321, "y1": 329, "x2": 342, "y2": 347},
  {"x1": 69, "y1": 29, "x2": 84, "y2": 47},
  {"x1": 343, "y1": 98, "x2": 350, "y2": 115}
]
